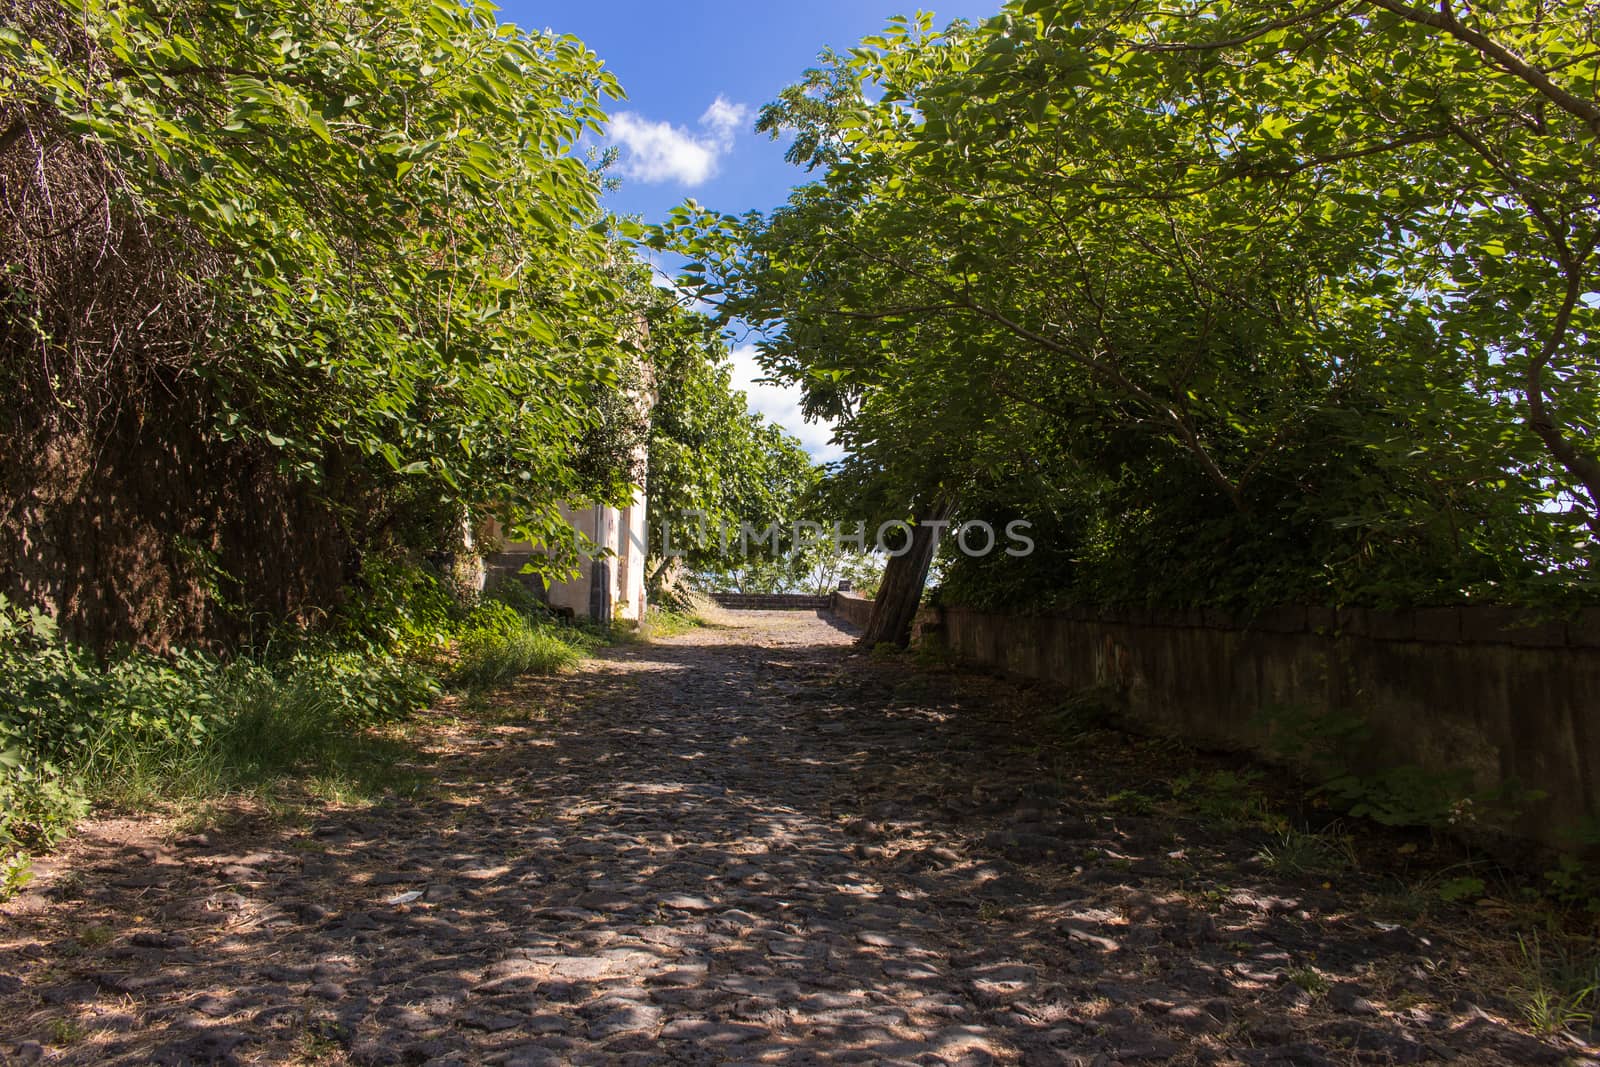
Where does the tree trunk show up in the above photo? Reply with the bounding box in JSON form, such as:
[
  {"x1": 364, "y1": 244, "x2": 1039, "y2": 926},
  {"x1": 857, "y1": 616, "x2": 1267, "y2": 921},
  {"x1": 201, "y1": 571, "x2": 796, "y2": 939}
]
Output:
[{"x1": 859, "y1": 498, "x2": 954, "y2": 649}]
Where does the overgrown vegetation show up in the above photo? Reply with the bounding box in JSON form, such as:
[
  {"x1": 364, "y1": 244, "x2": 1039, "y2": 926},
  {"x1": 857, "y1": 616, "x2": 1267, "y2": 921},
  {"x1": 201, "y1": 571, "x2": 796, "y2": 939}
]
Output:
[
  {"x1": 0, "y1": 0, "x2": 660, "y2": 648},
  {"x1": 0, "y1": 0, "x2": 832, "y2": 895},
  {"x1": 0, "y1": 571, "x2": 604, "y2": 898}
]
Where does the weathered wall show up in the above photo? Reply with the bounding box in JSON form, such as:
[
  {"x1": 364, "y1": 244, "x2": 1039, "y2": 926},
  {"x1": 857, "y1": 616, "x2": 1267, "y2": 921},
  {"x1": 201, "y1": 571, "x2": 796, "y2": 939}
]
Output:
[
  {"x1": 831, "y1": 590, "x2": 874, "y2": 630},
  {"x1": 712, "y1": 593, "x2": 832, "y2": 611},
  {"x1": 849, "y1": 597, "x2": 1599, "y2": 849},
  {"x1": 484, "y1": 492, "x2": 650, "y2": 624}
]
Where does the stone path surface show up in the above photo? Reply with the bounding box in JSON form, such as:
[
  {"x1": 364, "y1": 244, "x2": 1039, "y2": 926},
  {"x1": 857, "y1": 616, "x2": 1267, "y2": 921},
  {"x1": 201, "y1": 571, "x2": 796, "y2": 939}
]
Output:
[{"x1": 1, "y1": 611, "x2": 1594, "y2": 1065}]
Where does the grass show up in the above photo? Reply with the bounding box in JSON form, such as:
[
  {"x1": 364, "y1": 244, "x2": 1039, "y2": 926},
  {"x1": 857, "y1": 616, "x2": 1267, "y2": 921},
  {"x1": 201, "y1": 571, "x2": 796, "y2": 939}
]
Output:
[
  {"x1": 638, "y1": 591, "x2": 734, "y2": 639},
  {"x1": 1256, "y1": 826, "x2": 1357, "y2": 878},
  {"x1": 0, "y1": 583, "x2": 613, "y2": 898},
  {"x1": 638, "y1": 607, "x2": 704, "y2": 640},
  {"x1": 453, "y1": 622, "x2": 591, "y2": 690},
  {"x1": 47, "y1": 1017, "x2": 85, "y2": 1046},
  {"x1": 72, "y1": 657, "x2": 440, "y2": 820},
  {"x1": 1510, "y1": 932, "x2": 1600, "y2": 1036}
]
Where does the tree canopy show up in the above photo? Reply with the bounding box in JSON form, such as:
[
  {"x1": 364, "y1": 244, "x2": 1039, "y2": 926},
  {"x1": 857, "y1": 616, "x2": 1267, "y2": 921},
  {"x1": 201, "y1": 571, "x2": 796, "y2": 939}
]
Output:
[
  {"x1": 641, "y1": 288, "x2": 820, "y2": 588},
  {"x1": 656, "y1": 0, "x2": 1599, "y2": 614}
]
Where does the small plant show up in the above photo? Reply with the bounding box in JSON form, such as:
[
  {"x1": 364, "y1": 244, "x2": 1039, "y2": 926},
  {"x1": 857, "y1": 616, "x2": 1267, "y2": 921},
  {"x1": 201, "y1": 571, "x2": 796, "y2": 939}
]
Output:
[
  {"x1": 1257, "y1": 828, "x2": 1355, "y2": 878},
  {"x1": 295, "y1": 1018, "x2": 347, "y2": 1063},
  {"x1": 1288, "y1": 966, "x2": 1330, "y2": 997},
  {"x1": 1105, "y1": 789, "x2": 1156, "y2": 815},
  {"x1": 0, "y1": 852, "x2": 33, "y2": 900},
  {"x1": 1512, "y1": 933, "x2": 1599, "y2": 1036},
  {"x1": 977, "y1": 900, "x2": 1010, "y2": 922},
  {"x1": 1049, "y1": 685, "x2": 1121, "y2": 736},
  {"x1": 1170, "y1": 767, "x2": 1271, "y2": 827},
  {"x1": 911, "y1": 635, "x2": 957, "y2": 667},
  {"x1": 47, "y1": 1016, "x2": 85, "y2": 1045},
  {"x1": 1256, "y1": 700, "x2": 1543, "y2": 835},
  {"x1": 1436, "y1": 875, "x2": 1486, "y2": 904},
  {"x1": 1544, "y1": 849, "x2": 1600, "y2": 913},
  {"x1": 77, "y1": 924, "x2": 115, "y2": 948}
]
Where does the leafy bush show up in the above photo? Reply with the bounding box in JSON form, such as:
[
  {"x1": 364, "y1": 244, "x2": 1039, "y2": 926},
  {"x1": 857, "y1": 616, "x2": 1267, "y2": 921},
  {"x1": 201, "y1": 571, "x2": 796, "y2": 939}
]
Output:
[{"x1": 0, "y1": 758, "x2": 89, "y2": 852}]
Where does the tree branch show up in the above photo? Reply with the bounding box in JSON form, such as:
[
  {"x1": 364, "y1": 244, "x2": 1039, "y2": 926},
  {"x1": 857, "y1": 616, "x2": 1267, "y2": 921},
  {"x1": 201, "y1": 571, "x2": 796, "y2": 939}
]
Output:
[
  {"x1": 957, "y1": 297, "x2": 1248, "y2": 512},
  {"x1": 1365, "y1": 0, "x2": 1600, "y2": 136},
  {"x1": 1132, "y1": 0, "x2": 1349, "y2": 53},
  {"x1": 1523, "y1": 244, "x2": 1600, "y2": 531}
]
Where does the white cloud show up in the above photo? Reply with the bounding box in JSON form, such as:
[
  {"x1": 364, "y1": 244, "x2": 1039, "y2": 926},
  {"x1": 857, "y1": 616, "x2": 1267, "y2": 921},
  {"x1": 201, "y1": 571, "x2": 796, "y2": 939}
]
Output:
[
  {"x1": 728, "y1": 345, "x2": 843, "y2": 464},
  {"x1": 698, "y1": 96, "x2": 748, "y2": 141},
  {"x1": 608, "y1": 95, "x2": 750, "y2": 186}
]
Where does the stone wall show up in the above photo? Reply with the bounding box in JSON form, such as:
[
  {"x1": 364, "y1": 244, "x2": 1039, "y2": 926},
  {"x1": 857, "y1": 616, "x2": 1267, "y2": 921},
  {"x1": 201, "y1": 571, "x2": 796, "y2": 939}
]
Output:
[
  {"x1": 711, "y1": 593, "x2": 832, "y2": 611},
  {"x1": 839, "y1": 596, "x2": 1600, "y2": 850},
  {"x1": 830, "y1": 591, "x2": 875, "y2": 630}
]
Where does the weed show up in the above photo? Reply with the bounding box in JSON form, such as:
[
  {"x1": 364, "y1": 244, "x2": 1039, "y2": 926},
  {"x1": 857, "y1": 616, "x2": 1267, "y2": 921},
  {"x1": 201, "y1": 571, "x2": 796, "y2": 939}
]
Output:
[
  {"x1": 1289, "y1": 966, "x2": 1330, "y2": 997},
  {"x1": 1048, "y1": 685, "x2": 1121, "y2": 737},
  {"x1": 1436, "y1": 875, "x2": 1486, "y2": 903},
  {"x1": 1257, "y1": 827, "x2": 1355, "y2": 878},
  {"x1": 1257, "y1": 701, "x2": 1545, "y2": 835},
  {"x1": 1512, "y1": 933, "x2": 1600, "y2": 1036},
  {"x1": 1105, "y1": 789, "x2": 1156, "y2": 815},
  {"x1": 47, "y1": 1017, "x2": 85, "y2": 1045},
  {"x1": 1544, "y1": 853, "x2": 1600, "y2": 914},
  {"x1": 1170, "y1": 768, "x2": 1270, "y2": 827},
  {"x1": 76, "y1": 924, "x2": 114, "y2": 948},
  {"x1": 294, "y1": 1020, "x2": 346, "y2": 1063},
  {"x1": 977, "y1": 900, "x2": 1010, "y2": 922}
]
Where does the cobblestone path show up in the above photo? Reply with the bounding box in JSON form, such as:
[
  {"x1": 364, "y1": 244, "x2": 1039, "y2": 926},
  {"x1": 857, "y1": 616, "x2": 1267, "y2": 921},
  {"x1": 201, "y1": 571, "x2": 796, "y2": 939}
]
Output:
[{"x1": 0, "y1": 611, "x2": 1590, "y2": 1065}]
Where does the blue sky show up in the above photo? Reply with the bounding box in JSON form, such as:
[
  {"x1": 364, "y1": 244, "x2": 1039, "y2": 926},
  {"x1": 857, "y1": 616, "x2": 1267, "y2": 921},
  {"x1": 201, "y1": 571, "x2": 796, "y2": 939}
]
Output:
[{"x1": 495, "y1": 1, "x2": 1004, "y2": 461}]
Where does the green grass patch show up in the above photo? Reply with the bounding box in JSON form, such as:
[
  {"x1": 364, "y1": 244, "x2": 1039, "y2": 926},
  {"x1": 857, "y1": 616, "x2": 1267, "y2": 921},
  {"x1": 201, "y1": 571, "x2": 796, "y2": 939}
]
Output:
[
  {"x1": 0, "y1": 574, "x2": 611, "y2": 897},
  {"x1": 453, "y1": 619, "x2": 589, "y2": 690},
  {"x1": 639, "y1": 604, "x2": 716, "y2": 641}
]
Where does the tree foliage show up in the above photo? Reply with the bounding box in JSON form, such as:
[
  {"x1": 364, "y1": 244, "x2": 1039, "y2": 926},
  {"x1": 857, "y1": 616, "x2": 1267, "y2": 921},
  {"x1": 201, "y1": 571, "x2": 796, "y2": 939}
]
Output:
[
  {"x1": 642, "y1": 289, "x2": 819, "y2": 582},
  {"x1": 1, "y1": 0, "x2": 655, "y2": 641},
  {"x1": 657, "y1": 0, "x2": 1599, "y2": 612}
]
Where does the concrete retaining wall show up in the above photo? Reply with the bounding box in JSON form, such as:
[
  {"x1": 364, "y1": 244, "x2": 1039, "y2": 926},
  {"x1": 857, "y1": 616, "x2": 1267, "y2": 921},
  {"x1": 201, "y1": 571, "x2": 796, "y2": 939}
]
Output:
[{"x1": 842, "y1": 597, "x2": 1600, "y2": 848}]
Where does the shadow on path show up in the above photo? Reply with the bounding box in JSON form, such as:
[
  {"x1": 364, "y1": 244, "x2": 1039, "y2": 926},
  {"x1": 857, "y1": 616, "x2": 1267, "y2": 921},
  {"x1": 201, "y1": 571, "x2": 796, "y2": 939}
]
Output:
[{"x1": 0, "y1": 611, "x2": 1586, "y2": 1066}]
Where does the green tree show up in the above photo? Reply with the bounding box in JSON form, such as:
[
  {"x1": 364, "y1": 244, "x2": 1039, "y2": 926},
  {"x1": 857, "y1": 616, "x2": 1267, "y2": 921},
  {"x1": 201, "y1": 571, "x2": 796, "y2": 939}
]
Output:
[
  {"x1": 2, "y1": 0, "x2": 650, "y2": 640},
  {"x1": 655, "y1": 1, "x2": 1597, "y2": 638},
  {"x1": 640, "y1": 289, "x2": 820, "y2": 590}
]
